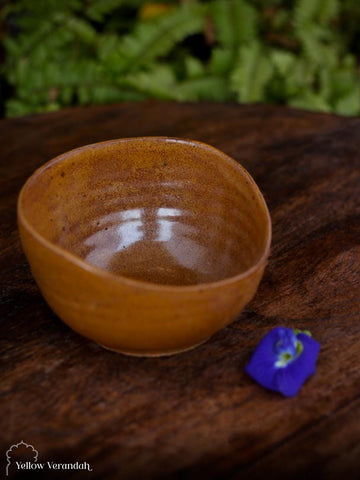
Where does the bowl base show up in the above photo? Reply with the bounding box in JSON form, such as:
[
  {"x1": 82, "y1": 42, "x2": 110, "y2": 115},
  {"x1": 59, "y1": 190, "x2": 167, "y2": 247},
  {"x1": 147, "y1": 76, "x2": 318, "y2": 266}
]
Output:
[{"x1": 99, "y1": 339, "x2": 207, "y2": 357}]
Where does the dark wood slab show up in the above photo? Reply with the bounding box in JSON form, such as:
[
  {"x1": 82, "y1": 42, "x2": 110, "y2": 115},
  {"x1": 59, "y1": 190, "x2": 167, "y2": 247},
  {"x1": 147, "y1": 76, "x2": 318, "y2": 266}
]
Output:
[{"x1": 1, "y1": 102, "x2": 359, "y2": 479}]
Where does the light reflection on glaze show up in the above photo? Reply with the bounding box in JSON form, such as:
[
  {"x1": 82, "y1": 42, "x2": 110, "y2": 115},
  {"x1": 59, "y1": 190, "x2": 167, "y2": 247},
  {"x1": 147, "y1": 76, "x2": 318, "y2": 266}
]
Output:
[
  {"x1": 84, "y1": 207, "x2": 205, "y2": 273},
  {"x1": 156, "y1": 208, "x2": 181, "y2": 242},
  {"x1": 84, "y1": 208, "x2": 143, "y2": 268}
]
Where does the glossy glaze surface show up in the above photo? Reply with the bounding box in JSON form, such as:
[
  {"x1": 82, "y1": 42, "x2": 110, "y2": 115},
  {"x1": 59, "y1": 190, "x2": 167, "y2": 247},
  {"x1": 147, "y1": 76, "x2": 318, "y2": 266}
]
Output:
[{"x1": 18, "y1": 137, "x2": 271, "y2": 355}]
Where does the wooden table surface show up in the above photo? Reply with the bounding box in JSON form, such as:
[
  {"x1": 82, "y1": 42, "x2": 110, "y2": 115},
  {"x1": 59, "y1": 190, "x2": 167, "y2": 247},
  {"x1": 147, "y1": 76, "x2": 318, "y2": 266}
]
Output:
[{"x1": 1, "y1": 102, "x2": 359, "y2": 479}]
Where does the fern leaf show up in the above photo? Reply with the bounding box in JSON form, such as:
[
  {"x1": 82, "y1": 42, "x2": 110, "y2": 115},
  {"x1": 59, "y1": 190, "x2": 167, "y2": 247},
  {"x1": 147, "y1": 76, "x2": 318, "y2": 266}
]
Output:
[
  {"x1": 230, "y1": 42, "x2": 273, "y2": 102},
  {"x1": 330, "y1": 68, "x2": 360, "y2": 98},
  {"x1": 176, "y1": 76, "x2": 231, "y2": 102},
  {"x1": 91, "y1": 85, "x2": 145, "y2": 104},
  {"x1": 85, "y1": 0, "x2": 125, "y2": 22},
  {"x1": 334, "y1": 87, "x2": 360, "y2": 116},
  {"x1": 294, "y1": 0, "x2": 339, "y2": 27},
  {"x1": 110, "y1": 3, "x2": 206, "y2": 74},
  {"x1": 6, "y1": 99, "x2": 33, "y2": 117},
  {"x1": 270, "y1": 49, "x2": 297, "y2": 76},
  {"x1": 118, "y1": 65, "x2": 178, "y2": 100},
  {"x1": 209, "y1": 0, "x2": 258, "y2": 51},
  {"x1": 65, "y1": 16, "x2": 97, "y2": 44},
  {"x1": 317, "y1": 0, "x2": 339, "y2": 24},
  {"x1": 289, "y1": 91, "x2": 331, "y2": 113},
  {"x1": 297, "y1": 24, "x2": 338, "y2": 67},
  {"x1": 319, "y1": 68, "x2": 332, "y2": 102},
  {"x1": 294, "y1": 0, "x2": 321, "y2": 26},
  {"x1": 281, "y1": 58, "x2": 315, "y2": 97},
  {"x1": 184, "y1": 56, "x2": 205, "y2": 79},
  {"x1": 209, "y1": 48, "x2": 234, "y2": 75},
  {"x1": 97, "y1": 34, "x2": 123, "y2": 61}
]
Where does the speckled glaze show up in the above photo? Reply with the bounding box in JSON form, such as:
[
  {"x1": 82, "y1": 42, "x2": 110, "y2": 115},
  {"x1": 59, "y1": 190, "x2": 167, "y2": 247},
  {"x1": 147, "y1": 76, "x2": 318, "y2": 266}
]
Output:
[{"x1": 18, "y1": 137, "x2": 271, "y2": 356}]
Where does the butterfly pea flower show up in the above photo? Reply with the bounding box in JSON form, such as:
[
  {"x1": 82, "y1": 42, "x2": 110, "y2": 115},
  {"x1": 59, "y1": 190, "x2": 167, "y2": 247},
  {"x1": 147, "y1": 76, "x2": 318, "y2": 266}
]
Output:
[{"x1": 245, "y1": 327, "x2": 320, "y2": 397}]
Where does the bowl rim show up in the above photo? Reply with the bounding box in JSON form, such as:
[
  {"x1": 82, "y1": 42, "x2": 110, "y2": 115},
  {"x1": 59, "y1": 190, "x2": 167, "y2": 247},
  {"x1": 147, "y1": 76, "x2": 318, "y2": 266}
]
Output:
[{"x1": 18, "y1": 136, "x2": 272, "y2": 291}]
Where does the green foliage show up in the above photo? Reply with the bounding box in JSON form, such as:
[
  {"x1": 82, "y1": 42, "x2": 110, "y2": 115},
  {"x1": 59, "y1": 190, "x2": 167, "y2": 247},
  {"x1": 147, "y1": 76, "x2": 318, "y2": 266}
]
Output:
[
  {"x1": 210, "y1": 0, "x2": 258, "y2": 51},
  {"x1": 231, "y1": 42, "x2": 274, "y2": 102},
  {"x1": 2, "y1": 0, "x2": 360, "y2": 117},
  {"x1": 107, "y1": 3, "x2": 206, "y2": 74}
]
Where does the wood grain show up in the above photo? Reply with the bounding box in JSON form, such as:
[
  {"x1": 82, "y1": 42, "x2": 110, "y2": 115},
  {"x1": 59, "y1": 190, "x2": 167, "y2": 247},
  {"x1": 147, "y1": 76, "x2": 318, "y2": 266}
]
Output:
[{"x1": 1, "y1": 102, "x2": 359, "y2": 479}]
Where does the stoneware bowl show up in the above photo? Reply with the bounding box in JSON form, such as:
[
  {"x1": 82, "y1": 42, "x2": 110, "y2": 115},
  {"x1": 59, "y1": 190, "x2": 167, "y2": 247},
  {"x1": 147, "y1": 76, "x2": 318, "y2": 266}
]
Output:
[{"x1": 18, "y1": 137, "x2": 271, "y2": 356}]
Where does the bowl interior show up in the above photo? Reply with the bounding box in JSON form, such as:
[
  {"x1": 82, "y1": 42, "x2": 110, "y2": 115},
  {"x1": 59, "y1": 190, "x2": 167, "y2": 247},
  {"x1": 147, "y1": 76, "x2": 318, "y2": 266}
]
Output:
[{"x1": 20, "y1": 138, "x2": 270, "y2": 286}]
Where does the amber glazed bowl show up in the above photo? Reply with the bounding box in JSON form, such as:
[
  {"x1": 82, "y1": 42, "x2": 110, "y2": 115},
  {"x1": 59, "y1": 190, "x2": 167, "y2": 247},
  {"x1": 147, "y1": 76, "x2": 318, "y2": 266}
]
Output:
[{"x1": 18, "y1": 137, "x2": 271, "y2": 356}]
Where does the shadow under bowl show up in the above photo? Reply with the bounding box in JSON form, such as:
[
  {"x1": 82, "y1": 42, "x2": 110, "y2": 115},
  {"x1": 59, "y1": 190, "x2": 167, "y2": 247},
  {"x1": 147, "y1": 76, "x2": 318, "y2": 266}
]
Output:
[{"x1": 18, "y1": 137, "x2": 271, "y2": 356}]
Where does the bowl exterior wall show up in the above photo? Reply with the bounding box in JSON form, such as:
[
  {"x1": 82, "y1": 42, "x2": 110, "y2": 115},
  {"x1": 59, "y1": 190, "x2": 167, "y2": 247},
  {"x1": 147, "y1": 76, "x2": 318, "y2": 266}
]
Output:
[{"x1": 19, "y1": 220, "x2": 266, "y2": 356}]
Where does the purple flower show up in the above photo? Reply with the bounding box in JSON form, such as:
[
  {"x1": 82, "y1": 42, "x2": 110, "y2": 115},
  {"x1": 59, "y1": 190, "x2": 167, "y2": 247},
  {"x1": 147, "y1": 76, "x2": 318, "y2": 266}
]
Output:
[{"x1": 245, "y1": 327, "x2": 320, "y2": 397}]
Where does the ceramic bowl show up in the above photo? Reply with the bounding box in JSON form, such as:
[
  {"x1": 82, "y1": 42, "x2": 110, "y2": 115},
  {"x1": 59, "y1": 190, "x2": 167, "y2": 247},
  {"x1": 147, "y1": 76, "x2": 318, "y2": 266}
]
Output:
[{"x1": 18, "y1": 137, "x2": 271, "y2": 356}]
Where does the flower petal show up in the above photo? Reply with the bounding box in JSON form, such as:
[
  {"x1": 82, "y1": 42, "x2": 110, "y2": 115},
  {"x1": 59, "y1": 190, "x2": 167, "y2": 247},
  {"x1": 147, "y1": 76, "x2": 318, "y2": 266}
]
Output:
[
  {"x1": 245, "y1": 327, "x2": 286, "y2": 391},
  {"x1": 275, "y1": 336, "x2": 320, "y2": 397},
  {"x1": 245, "y1": 327, "x2": 320, "y2": 397}
]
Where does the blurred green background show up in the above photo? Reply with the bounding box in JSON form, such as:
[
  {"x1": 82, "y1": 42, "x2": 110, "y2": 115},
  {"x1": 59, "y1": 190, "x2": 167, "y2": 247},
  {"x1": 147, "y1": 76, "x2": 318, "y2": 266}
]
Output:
[{"x1": 1, "y1": 0, "x2": 359, "y2": 118}]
